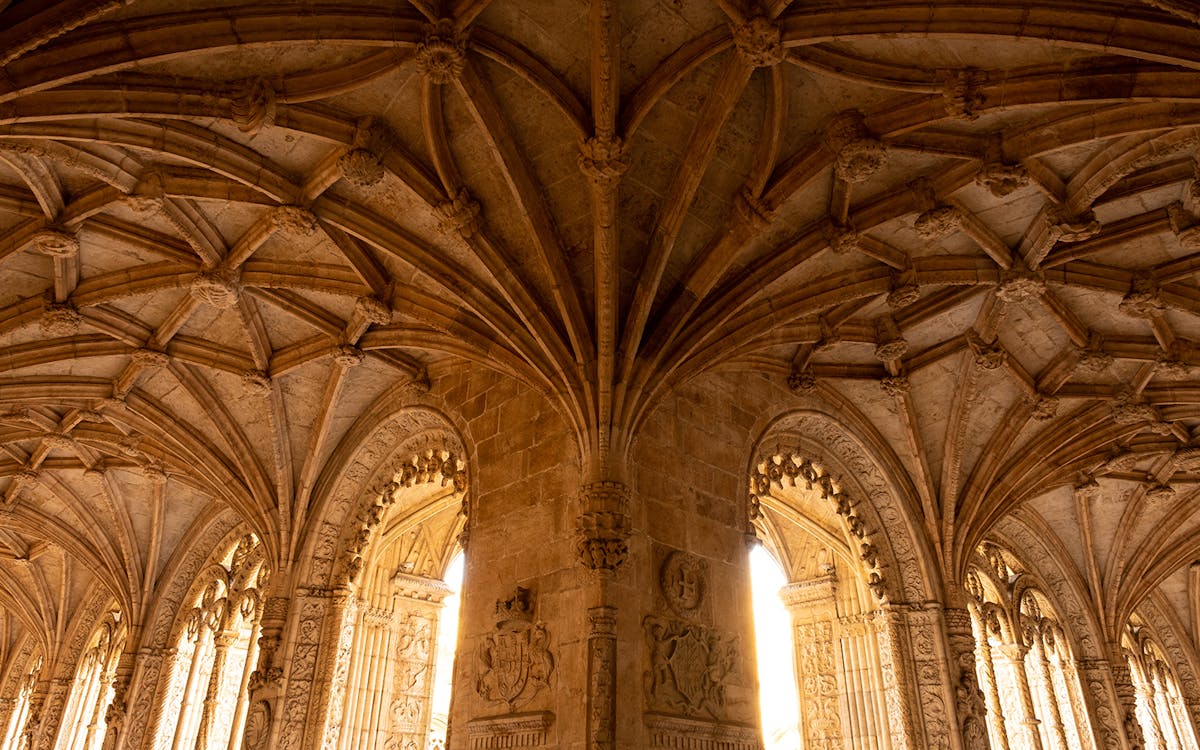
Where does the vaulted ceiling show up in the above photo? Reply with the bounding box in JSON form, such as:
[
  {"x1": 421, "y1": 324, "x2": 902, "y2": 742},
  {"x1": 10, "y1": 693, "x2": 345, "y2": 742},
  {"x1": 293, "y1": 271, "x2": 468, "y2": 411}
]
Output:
[{"x1": 2, "y1": 0, "x2": 1200, "y2": 656}]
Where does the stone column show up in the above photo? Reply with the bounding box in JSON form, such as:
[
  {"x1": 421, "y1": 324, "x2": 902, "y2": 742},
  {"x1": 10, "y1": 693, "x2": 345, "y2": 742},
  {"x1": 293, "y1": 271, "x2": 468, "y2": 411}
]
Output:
[
  {"x1": 1110, "y1": 652, "x2": 1148, "y2": 750},
  {"x1": 575, "y1": 480, "x2": 629, "y2": 750},
  {"x1": 945, "y1": 607, "x2": 992, "y2": 750},
  {"x1": 780, "y1": 575, "x2": 843, "y2": 750},
  {"x1": 1032, "y1": 629, "x2": 1068, "y2": 750},
  {"x1": 997, "y1": 642, "x2": 1043, "y2": 750},
  {"x1": 1074, "y1": 657, "x2": 1130, "y2": 750},
  {"x1": 968, "y1": 608, "x2": 1009, "y2": 750},
  {"x1": 240, "y1": 594, "x2": 289, "y2": 750},
  {"x1": 876, "y1": 606, "x2": 918, "y2": 750},
  {"x1": 193, "y1": 629, "x2": 238, "y2": 750}
]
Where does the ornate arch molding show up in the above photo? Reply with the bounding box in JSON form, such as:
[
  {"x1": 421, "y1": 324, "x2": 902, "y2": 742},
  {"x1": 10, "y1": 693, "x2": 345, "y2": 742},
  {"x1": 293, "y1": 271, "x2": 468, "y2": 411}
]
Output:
[
  {"x1": 297, "y1": 403, "x2": 468, "y2": 592},
  {"x1": 750, "y1": 409, "x2": 938, "y2": 604},
  {"x1": 1136, "y1": 593, "x2": 1200, "y2": 712},
  {"x1": 992, "y1": 514, "x2": 1107, "y2": 662},
  {"x1": 0, "y1": 632, "x2": 40, "y2": 707}
]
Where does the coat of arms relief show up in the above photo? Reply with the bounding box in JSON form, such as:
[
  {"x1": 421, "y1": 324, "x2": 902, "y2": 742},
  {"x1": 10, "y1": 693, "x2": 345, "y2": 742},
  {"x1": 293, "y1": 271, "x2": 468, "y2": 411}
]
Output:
[
  {"x1": 475, "y1": 587, "x2": 555, "y2": 711},
  {"x1": 644, "y1": 549, "x2": 740, "y2": 720}
]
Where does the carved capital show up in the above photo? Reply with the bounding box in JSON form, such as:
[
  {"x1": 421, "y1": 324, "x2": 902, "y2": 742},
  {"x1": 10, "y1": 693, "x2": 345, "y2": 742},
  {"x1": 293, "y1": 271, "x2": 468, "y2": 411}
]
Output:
[{"x1": 575, "y1": 483, "x2": 630, "y2": 572}]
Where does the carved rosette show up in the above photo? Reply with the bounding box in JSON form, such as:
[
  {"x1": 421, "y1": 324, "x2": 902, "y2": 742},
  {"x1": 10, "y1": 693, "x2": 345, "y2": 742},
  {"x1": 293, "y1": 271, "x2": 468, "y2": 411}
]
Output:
[
  {"x1": 995, "y1": 271, "x2": 1046, "y2": 303},
  {"x1": 190, "y1": 269, "x2": 242, "y2": 308},
  {"x1": 241, "y1": 369, "x2": 272, "y2": 396},
  {"x1": 828, "y1": 224, "x2": 861, "y2": 255},
  {"x1": 417, "y1": 19, "x2": 468, "y2": 84},
  {"x1": 270, "y1": 205, "x2": 319, "y2": 236},
  {"x1": 730, "y1": 15, "x2": 784, "y2": 68},
  {"x1": 914, "y1": 205, "x2": 961, "y2": 239},
  {"x1": 787, "y1": 368, "x2": 817, "y2": 392},
  {"x1": 578, "y1": 136, "x2": 630, "y2": 184},
  {"x1": 337, "y1": 148, "x2": 385, "y2": 187},
  {"x1": 576, "y1": 481, "x2": 631, "y2": 572}
]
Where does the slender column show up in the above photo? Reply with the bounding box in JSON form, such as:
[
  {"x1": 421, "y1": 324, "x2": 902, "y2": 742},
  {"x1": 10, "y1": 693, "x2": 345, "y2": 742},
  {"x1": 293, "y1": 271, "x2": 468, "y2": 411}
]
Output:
[
  {"x1": 1110, "y1": 653, "x2": 1147, "y2": 750},
  {"x1": 1033, "y1": 630, "x2": 1069, "y2": 750},
  {"x1": 1135, "y1": 679, "x2": 1167, "y2": 748},
  {"x1": 239, "y1": 593, "x2": 289, "y2": 750},
  {"x1": 998, "y1": 643, "x2": 1044, "y2": 750},
  {"x1": 193, "y1": 630, "x2": 237, "y2": 750},
  {"x1": 575, "y1": 480, "x2": 629, "y2": 750},
  {"x1": 969, "y1": 609, "x2": 1009, "y2": 750},
  {"x1": 945, "y1": 606, "x2": 992, "y2": 750},
  {"x1": 226, "y1": 622, "x2": 261, "y2": 750},
  {"x1": 170, "y1": 634, "x2": 209, "y2": 750},
  {"x1": 81, "y1": 669, "x2": 114, "y2": 750}
]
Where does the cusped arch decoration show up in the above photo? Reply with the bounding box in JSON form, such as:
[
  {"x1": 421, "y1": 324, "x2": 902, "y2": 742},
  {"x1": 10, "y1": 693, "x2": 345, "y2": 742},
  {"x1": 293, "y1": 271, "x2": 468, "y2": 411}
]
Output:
[
  {"x1": 299, "y1": 404, "x2": 469, "y2": 591},
  {"x1": 749, "y1": 409, "x2": 938, "y2": 604}
]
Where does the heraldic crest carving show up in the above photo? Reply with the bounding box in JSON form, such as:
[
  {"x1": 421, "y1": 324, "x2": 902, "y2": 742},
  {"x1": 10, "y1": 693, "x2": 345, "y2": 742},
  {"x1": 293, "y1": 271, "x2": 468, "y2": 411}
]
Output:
[
  {"x1": 644, "y1": 549, "x2": 739, "y2": 719},
  {"x1": 475, "y1": 587, "x2": 555, "y2": 710}
]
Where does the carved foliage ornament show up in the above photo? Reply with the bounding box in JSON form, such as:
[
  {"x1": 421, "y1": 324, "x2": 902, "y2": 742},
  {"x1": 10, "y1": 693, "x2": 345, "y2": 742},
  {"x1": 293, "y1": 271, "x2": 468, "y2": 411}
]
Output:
[{"x1": 475, "y1": 587, "x2": 554, "y2": 710}]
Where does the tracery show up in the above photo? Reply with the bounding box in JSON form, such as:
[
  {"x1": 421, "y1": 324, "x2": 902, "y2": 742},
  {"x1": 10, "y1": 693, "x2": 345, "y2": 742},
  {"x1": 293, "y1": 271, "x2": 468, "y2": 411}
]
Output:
[
  {"x1": 153, "y1": 534, "x2": 267, "y2": 750},
  {"x1": 966, "y1": 543, "x2": 1094, "y2": 750},
  {"x1": 55, "y1": 611, "x2": 125, "y2": 750},
  {"x1": 1124, "y1": 618, "x2": 1200, "y2": 750}
]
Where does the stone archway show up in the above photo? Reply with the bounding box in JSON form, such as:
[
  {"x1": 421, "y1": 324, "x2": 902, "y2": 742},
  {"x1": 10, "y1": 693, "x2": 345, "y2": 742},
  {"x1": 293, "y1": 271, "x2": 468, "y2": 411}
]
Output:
[
  {"x1": 749, "y1": 409, "x2": 945, "y2": 750},
  {"x1": 262, "y1": 404, "x2": 469, "y2": 750}
]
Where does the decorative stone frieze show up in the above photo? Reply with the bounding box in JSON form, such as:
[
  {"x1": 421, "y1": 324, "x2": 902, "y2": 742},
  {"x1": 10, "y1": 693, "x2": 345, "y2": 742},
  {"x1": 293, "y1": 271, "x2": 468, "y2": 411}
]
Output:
[
  {"x1": 643, "y1": 713, "x2": 760, "y2": 750},
  {"x1": 466, "y1": 712, "x2": 553, "y2": 750}
]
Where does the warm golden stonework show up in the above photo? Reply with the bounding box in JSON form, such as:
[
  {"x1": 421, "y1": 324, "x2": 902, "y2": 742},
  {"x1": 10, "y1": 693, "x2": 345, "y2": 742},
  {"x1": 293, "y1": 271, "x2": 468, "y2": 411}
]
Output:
[{"x1": 2, "y1": 1, "x2": 1200, "y2": 749}]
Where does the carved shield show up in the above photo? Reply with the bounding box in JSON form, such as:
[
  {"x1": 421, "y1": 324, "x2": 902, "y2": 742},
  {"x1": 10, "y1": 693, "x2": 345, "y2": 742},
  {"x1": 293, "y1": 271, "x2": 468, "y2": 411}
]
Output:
[
  {"x1": 492, "y1": 628, "x2": 531, "y2": 702},
  {"x1": 671, "y1": 630, "x2": 708, "y2": 710}
]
